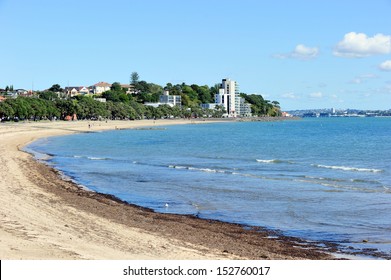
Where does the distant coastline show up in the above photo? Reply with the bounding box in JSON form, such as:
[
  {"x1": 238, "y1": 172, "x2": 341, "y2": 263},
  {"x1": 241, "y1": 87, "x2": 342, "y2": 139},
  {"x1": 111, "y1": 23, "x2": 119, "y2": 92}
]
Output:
[{"x1": 288, "y1": 108, "x2": 391, "y2": 118}]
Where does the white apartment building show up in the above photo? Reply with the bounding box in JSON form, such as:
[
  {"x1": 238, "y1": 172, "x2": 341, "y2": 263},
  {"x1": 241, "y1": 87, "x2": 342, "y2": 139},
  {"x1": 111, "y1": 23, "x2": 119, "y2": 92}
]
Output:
[
  {"x1": 215, "y1": 78, "x2": 238, "y2": 117},
  {"x1": 212, "y1": 78, "x2": 251, "y2": 117},
  {"x1": 238, "y1": 97, "x2": 252, "y2": 117},
  {"x1": 159, "y1": 90, "x2": 181, "y2": 106},
  {"x1": 145, "y1": 90, "x2": 182, "y2": 108}
]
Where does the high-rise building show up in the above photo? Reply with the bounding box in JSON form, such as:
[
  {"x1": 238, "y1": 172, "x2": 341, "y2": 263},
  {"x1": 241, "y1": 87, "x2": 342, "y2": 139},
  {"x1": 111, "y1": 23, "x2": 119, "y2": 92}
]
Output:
[
  {"x1": 201, "y1": 78, "x2": 252, "y2": 117},
  {"x1": 215, "y1": 78, "x2": 239, "y2": 117}
]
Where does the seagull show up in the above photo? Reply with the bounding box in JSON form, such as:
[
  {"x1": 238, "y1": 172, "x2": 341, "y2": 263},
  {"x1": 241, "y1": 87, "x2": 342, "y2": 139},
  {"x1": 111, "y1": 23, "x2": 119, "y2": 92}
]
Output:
[{"x1": 165, "y1": 203, "x2": 169, "y2": 208}]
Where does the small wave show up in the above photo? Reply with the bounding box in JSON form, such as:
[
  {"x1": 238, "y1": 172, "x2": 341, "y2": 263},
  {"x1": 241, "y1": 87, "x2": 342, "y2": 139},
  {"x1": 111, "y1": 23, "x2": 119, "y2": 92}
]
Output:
[
  {"x1": 169, "y1": 165, "x2": 226, "y2": 174},
  {"x1": 350, "y1": 178, "x2": 381, "y2": 185},
  {"x1": 169, "y1": 165, "x2": 188, "y2": 170},
  {"x1": 313, "y1": 164, "x2": 383, "y2": 173},
  {"x1": 256, "y1": 159, "x2": 276, "y2": 163},
  {"x1": 304, "y1": 175, "x2": 346, "y2": 183},
  {"x1": 170, "y1": 165, "x2": 292, "y2": 182},
  {"x1": 87, "y1": 156, "x2": 109, "y2": 161},
  {"x1": 256, "y1": 159, "x2": 294, "y2": 164},
  {"x1": 73, "y1": 155, "x2": 108, "y2": 160},
  {"x1": 199, "y1": 168, "x2": 220, "y2": 173}
]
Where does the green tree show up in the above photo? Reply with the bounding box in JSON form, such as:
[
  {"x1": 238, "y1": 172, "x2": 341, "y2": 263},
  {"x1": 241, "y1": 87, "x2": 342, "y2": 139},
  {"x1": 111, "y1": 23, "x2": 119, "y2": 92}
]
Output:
[
  {"x1": 55, "y1": 99, "x2": 78, "y2": 119},
  {"x1": 129, "y1": 100, "x2": 145, "y2": 119},
  {"x1": 180, "y1": 93, "x2": 191, "y2": 107},
  {"x1": 170, "y1": 105, "x2": 181, "y2": 118},
  {"x1": 0, "y1": 101, "x2": 15, "y2": 119},
  {"x1": 119, "y1": 93, "x2": 130, "y2": 103},
  {"x1": 148, "y1": 83, "x2": 163, "y2": 95},
  {"x1": 130, "y1": 72, "x2": 139, "y2": 85},
  {"x1": 210, "y1": 84, "x2": 219, "y2": 96},
  {"x1": 75, "y1": 96, "x2": 107, "y2": 119},
  {"x1": 194, "y1": 85, "x2": 213, "y2": 104},
  {"x1": 182, "y1": 85, "x2": 198, "y2": 102},
  {"x1": 39, "y1": 91, "x2": 58, "y2": 101},
  {"x1": 134, "y1": 80, "x2": 149, "y2": 93},
  {"x1": 164, "y1": 83, "x2": 173, "y2": 91},
  {"x1": 102, "y1": 90, "x2": 121, "y2": 102},
  {"x1": 241, "y1": 93, "x2": 280, "y2": 116},
  {"x1": 48, "y1": 84, "x2": 63, "y2": 92},
  {"x1": 212, "y1": 105, "x2": 226, "y2": 118},
  {"x1": 272, "y1": 101, "x2": 280, "y2": 108},
  {"x1": 7, "y1": 98, "x2": 30, "y2": 119},
  {"x1": 111, "y1": 82, "x2": 122, "y2": 92},
  {"x1": 106, "y1": 102, "x2": 128, "y2": 119}
]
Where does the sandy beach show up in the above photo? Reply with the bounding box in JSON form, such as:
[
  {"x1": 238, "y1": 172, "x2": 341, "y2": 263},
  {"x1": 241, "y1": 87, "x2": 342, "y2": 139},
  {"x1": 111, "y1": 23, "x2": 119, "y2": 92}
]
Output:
[{"x1": 0, "y1": 119, "x2": 333, "y2": 260}]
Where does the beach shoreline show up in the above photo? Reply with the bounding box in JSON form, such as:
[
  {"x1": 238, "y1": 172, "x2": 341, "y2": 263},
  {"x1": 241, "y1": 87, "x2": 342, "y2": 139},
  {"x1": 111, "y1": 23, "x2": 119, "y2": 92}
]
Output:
[{"x1": 0, "y1": 119, "x2": 333, "y2": 260}]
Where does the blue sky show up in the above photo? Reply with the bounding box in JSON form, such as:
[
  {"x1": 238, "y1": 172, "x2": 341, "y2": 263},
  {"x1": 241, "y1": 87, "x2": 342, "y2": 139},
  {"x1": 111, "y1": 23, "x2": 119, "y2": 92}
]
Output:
[{"x1": 1, "y1": 0, "x2": 390, "y2": 110}]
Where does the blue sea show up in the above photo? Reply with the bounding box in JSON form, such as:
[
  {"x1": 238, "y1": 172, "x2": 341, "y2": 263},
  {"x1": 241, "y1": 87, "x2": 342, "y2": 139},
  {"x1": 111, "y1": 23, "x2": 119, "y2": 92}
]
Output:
[{"x1": 27, "y1": 118, "x2": 391, "y2": 258}]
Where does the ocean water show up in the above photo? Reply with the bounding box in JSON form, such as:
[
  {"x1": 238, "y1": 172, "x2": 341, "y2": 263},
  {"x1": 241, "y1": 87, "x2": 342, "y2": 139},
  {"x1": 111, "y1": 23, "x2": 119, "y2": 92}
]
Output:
[{"x1": 27, "y1": 118, "x2": 391, "y2": 258}]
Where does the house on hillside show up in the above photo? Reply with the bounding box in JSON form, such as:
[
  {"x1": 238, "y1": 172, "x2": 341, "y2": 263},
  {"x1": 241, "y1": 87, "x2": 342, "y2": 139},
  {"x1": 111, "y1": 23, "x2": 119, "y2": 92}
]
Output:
[
  {"x1": 64, "y1": 86, "x2": 89, "y2": 97},
  {"x1": 15, "y1": 89, "x2": 29, "y2": 95},
  {"x1": 91, "y1": 82, "x2": 111, "y2": 94},
  {"x1": 5, "y1": 89, "x2": 30, "y2": 98},
  {"x1": 64, "y1": 87, "x2": 78, "y2": 96},
  {"x1": 120, "y1": 84, "x2": 136, "y2": 94}
]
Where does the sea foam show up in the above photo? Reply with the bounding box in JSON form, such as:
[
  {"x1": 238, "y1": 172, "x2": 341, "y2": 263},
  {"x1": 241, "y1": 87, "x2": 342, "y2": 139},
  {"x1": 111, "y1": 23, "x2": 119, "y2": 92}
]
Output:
[{"x1": 313, "y1": 164, "x2": 383, "y2": 173}]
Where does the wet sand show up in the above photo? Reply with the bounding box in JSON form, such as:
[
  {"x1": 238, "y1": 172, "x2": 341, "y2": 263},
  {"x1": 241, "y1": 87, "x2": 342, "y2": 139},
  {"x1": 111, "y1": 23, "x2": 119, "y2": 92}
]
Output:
[{"x1": 0, "y1": 119, "x2": 333, "y2": 259}]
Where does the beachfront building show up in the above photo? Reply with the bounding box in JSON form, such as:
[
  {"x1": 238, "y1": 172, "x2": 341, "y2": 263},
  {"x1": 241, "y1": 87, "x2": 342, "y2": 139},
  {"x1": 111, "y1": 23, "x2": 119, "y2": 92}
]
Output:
[
  {"x1": 200, "y1": 103, "x2": 217, "y2": 110},
  {"x1": 206, "y1": 78, "x2": 251, "y2": 117},
  {"x1": 238, "y1": 97, "x2": 252, "y2": 117},
  {"x1": 215, "y1": 78, "x2": 238, "y2": 117},
  {"x1": 159, "y1": 90, "x2": 181, "y2": 106},
  {"x1": 144, "y1": 90, "x2": 182, "y2": 108}
]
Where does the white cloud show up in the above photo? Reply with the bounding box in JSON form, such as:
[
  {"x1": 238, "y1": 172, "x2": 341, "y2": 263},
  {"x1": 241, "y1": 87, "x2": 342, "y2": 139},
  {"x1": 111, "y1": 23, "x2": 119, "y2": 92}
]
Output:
[
  {"x1": 292, "y1": 44, "x2": 319, "y2": 60},
  {"x1": 309, "y1": 92, "x2": 323, "y2": 98},
  {"x1": 274, "y1": 44, "x2": 319, "y2": 60},
  {"x1": 334, "y1": 32, "x2": 391, "y2": 58},
  {"x1": 350, "y1": 78, "x2": 362, "y2": 84},
  {"x1": 349, "y1": 73, "x2": 377, "y2": 84},
  {"x1": 379, "y1": 60, "x2": 391, "y2": 71},
  {"x1": 281, "y1": 92, "x2": 300, "y2": 99}
]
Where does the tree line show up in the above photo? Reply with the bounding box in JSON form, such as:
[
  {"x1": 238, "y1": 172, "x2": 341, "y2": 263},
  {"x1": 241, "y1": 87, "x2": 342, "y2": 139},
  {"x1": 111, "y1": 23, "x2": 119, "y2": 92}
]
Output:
[
  {"x1": 0, "y1": 77, "x2": 281, "y2": 121},
  {"x1": 0, "y1": 95, "x2": 225, "y2": 121}
]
